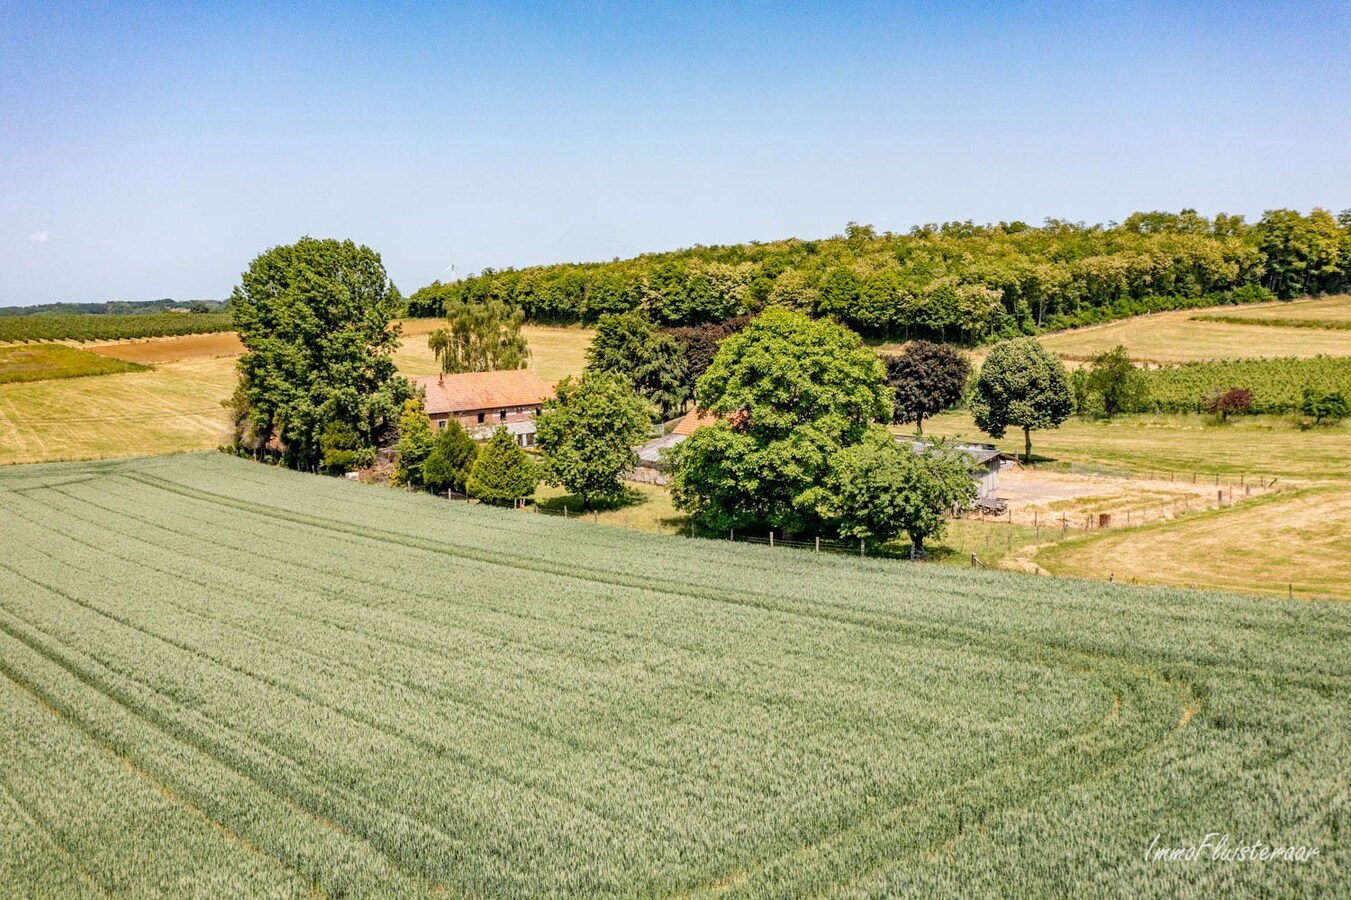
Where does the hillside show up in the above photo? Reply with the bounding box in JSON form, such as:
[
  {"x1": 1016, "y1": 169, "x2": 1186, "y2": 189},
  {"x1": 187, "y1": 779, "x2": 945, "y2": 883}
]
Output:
[
  {"x1": 0, "y1": 454, "x2": 1345, "y2": 895},
  {"x1": 409, "y1": 209, "x2": 1351, "y2": 338}
]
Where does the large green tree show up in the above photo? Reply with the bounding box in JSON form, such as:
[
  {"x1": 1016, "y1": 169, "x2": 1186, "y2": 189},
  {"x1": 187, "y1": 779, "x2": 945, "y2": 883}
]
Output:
[
  {"x1": 467, "y1": 428, "x2": 538, "y2": 504},
  {"x1": 428, "y1": 299, "x2": 530, "y2": 374},
  {"x1": 885, "y1": 340, "x2": 971, "y2": 434},
  {"x1": 970, "y1": 337, "x2": 1074, "y2": 462},
  {"x1": 535, "y1": 371, "x2": 651, "y2": 508},
  {"x1": 824, "y1": 429, "x2": 976, "y2": 556},
  {"x1": 670, "y1": 309, "x2": 890, "y2": 534},
  {"x1": 230, "y1": 237, "x2": 409, "y2": 468},
  {"x1": 586, "y1": 311, "x2": 689, "y2": 419}
]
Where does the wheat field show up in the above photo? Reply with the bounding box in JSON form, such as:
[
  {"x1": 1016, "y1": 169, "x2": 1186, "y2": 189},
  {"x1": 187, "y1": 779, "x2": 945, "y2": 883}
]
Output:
[{"x1": 0, "y1": 454, "x2": 1345, "y2": 896}]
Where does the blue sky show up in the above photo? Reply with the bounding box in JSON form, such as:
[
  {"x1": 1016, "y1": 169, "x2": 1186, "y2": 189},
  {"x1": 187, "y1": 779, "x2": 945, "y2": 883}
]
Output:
[{"x1": 2, "y1": 1, "x2": 1348, "y2": 307}]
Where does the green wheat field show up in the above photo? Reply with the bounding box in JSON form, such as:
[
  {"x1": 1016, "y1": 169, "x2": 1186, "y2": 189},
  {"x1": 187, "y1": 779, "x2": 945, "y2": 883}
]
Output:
[{"x1": 0, "y1": 454, "x2": 1345, "y2": 896}]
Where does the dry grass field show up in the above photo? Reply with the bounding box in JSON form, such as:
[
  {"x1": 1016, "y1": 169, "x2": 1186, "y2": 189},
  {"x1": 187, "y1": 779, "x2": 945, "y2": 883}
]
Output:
[
  {"x1": 0, "y1": 355, "x2": 237, "y2": 466},
  {"x1": 922, "y1": 410, "x2": 1351, "y2": 482},
  {"x1": 0, "y1": 325, "x2": 595, "y2": 466},
  {"x1": 1036, "y1": 487, "x2": 1350, "y2": 600},
  {"x1": 393, "y1": 320, "x2": 594, "y2": 382},
  {"x1": 89, "y1": 331, "x2": 245, "y2": 363},
  {"x1": 1036, "y1": 301, "x2": 1351, "y2": 363},
  {"x1": 1195, "y1": 294, "x2": 1351, "y2": 323}
]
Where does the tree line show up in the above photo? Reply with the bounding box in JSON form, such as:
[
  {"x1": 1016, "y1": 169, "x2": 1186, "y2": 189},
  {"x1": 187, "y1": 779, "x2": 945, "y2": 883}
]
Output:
[{"x1": 407, "y1": 208, "x2": 1351, "y2": 339}]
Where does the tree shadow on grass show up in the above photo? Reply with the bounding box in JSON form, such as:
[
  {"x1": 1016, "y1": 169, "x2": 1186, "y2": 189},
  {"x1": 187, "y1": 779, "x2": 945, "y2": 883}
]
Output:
[{"x1": 536, "y1": 486, "x2": 649, "y2": 514}]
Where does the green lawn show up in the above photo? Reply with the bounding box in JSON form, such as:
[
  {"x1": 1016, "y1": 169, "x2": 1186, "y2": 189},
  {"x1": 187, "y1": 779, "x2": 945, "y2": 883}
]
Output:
[
  {"x1": 0, "y1": 343, "x2": 144, "y2": 384},
  {"x1": 0, "y1": 454, "x2": 1344, "y2": 896}
]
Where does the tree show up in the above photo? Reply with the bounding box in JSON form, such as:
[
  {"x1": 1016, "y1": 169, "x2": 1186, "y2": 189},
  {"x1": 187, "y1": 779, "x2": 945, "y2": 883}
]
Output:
[
  {"x1": 392, "y1": 399, "x2": 435, "y2": 487},
  {"x1": 1083, "y1": 345, "x2": 1148, "y2": 417},
  {"x1": 1300, "y1": 387, "x2": 1348, "y2": 426},
  {"x1": 1204, "y1": 387, "x2": 1254, "y2": 423},
  {"x1": 663, "y1": 316, "x2": 749, "y2": 400},
  {"x1": 319, "y1": 421, "x2": 375, "y2": 474},
  {"x1": 428, "y1": 299, "x2": 530, "y2": 374},
  {"x1": 670, "y1": 309, "x2": 890, "y2": 534},
  {"x1": 230, "y1": 237, "x2": 409, "y2": 468},
  {"x1": 587, "y1": 311, "x2": 688, "y2": 419},
  {"x1": 824, "y1": 429, "x2": 975, "y2": 556},
  {"x1": 633, "y1": 332, "x2": 688, "y2": 420},
  {"x1": 422, "y1": 419, "x2": 478, "y2": 493},
  {"x1": 587, "y1": 311, "x2": 657, "y2": 374},
  {"x1": 466, "y1": 428, "x2": 538, "y2": 504},
  {"x1": 969, "y1": 337, "x2": 1074, "y2": 462},
  {"x1": 535, "y1": 371, "x2": 651, "y2": 508},
  {"x1": 885, "y1": 341, "x2": 971, "y2": 435}
]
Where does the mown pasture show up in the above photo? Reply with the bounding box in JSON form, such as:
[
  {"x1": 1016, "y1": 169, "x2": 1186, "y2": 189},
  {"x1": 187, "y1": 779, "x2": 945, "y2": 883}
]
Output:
[
  {"x1": 0, "y1": 454, "x2": 1346, "y2": 896},
  {"x1": 1036, "y1": 296, "x2": 1351, "y2": 363}
]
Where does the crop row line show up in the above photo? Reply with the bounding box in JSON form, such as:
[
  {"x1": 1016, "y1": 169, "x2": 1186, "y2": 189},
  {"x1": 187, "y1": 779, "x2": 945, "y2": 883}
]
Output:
[
  {"x1": 12, "y1": 486, "x2": 779, "y2": 819},
  {"x1": 0, "y1": 590, "x2": 445, "y2": 896}
]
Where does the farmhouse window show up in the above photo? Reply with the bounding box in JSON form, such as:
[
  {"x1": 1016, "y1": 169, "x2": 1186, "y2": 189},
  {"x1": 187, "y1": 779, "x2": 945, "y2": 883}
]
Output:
[{"x1": 477, "y1": 412, "x2": 485, "y2": 424}]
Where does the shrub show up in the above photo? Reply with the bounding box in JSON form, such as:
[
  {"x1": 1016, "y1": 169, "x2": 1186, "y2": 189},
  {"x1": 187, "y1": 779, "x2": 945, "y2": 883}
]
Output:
[
  {"x1": 1205, "y1": 387, "x2": 1255, "y2": 422},
  {"x1": 1300, "y1": 387, "x2": 1348, "y2": 426}
]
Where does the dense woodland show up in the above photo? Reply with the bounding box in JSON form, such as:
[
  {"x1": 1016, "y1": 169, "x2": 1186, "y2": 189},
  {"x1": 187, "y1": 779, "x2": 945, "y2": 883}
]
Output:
[{"x1": 409, "y1": 208, "x2": 1351, "y2": 340}]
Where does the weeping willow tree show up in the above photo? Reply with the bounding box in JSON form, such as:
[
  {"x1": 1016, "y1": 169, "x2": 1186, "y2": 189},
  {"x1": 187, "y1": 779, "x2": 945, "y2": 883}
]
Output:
[{"x1": 428, "y1": 299, "x2": 531, "y2": 374}]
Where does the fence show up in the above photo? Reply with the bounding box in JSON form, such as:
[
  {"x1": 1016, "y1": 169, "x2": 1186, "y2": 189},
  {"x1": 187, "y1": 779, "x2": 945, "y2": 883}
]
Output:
[{"x1": 1060, "y1": 461, "x2": 1280, "y2": 490}]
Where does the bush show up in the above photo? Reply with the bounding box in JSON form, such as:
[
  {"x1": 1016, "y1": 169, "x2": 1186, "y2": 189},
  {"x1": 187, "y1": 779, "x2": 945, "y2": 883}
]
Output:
[
  {"x1": 467, "y1": 428, "x2": 538, "y2": 504},
  {"x1": 319, "y1": 422, "x2": 374, "y2": 474},
  {"x1": 422, "y1": 420, "x2": 478, "y2": 493},
  {"x1": 1300, "y1": 387, "x2": 1348, "y2": 426}
]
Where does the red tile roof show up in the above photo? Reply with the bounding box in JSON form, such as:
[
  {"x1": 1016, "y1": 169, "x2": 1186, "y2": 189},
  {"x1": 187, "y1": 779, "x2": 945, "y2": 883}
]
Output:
[
  {"x1": 671, "y1": 408, "x2": 720, "y2": 435},
  {"x1": 412, "y1": 370, "x2": 554, "y2": 415}
]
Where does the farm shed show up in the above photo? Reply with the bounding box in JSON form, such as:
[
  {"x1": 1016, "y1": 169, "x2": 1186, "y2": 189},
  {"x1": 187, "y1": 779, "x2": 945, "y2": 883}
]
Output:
[
  {"x1": 411, "y1": 370, "x2": 554, "y2": 448},
  {"x1": 905, "y1": 439, "x2": 1019, "y2": 499}
]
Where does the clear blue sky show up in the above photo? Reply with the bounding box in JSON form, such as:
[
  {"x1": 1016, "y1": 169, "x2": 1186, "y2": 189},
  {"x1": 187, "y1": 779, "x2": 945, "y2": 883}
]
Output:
[{"x1": 2, "y1": 1, "x2": 1348, "y2": 307}]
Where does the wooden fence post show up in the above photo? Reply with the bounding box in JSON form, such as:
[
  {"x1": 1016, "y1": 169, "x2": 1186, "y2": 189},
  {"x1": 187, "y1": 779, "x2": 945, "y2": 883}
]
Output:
[
  {"x1": 815, "y1": 536, "x2": 820, "y2": 553},
  {"x1": 769, "y1": 531, "x2": 774, "y2": 548},
  {"x1": 859, "y1": 539, "x2": 865, "y2": 558}
]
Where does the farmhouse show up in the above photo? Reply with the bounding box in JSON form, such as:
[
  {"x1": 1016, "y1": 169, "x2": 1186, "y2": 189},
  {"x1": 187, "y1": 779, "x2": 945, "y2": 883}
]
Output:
[{"x1": 411, "y1": 370, "x2": 554, "y2": 448}]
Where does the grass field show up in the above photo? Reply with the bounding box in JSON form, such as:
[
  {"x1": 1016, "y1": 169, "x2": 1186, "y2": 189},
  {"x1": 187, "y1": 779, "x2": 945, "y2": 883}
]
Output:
[
  {"x1": 394, "y1": 320, "x2": 594, "y2": 382},
  {"x1": 0, "y1": 453, "x2": 1345, "y2": 896},
  {"x1": 0, "y1": 357, "x2": 236, "y2": 466},
  {"x1": 922, "y1": 410, "x2": 1351, "y2": 481},
  {"x1": 0, "y1": 326, "x2": 594, "y2": 466},
  {"x1": 1193, "y1": 294, "x2": 1351, "y2": 324},
  {"x1": 1036, "y1": 487, "x2": 1350, "y2": 600},
  {"x1": 0, "y1": 344, "x2": 144, "y2": 385},
  {"x1": 1036, "y1": 298, "x2": 1351, "y2": 363}
]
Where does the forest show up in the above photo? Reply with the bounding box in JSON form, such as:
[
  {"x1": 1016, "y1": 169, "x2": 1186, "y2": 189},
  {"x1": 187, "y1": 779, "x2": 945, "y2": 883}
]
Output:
[{"x1": 408, "y1": 208, "x2": 1351, "y2": 340}]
